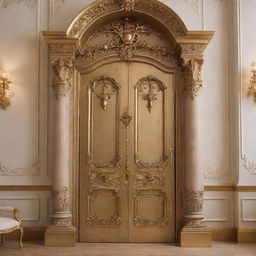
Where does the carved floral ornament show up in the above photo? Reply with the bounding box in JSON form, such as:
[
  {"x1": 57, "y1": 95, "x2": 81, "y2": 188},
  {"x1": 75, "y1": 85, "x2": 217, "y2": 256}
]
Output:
[
  {"x1": 182, "y1": 58, "x2": 203, "y2": 99},
  {"x1": 51, "y1": 57, "x2": 74, "y2": 99},
  {"x1": 79, "y1": 18, "x2": 171, "y2": 62},
  {"x1": 91, "y1": 75, "x2": 119, "y2": 110},
  {"x1": 136, "y1": 75, "x2": 167, "y2": 113},
  {"x1": 67, "y1": 0, "x2": 186, "y2": 38},
  {"x1": 52, "y1": 186, "x2": 71, "y2": 213},
  {"x1": 184, "y1": 189, "x2": 203, "y2": 213}
]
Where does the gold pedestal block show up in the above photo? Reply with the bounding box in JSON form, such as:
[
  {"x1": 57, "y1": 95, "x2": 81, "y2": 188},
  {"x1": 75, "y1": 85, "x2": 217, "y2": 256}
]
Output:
[
  {"x1": 45, "y1": 225, "x2": 76, "y2": 247},
  {"x1": 180, "y1": 227, "x2": 212, "y2": 247}
]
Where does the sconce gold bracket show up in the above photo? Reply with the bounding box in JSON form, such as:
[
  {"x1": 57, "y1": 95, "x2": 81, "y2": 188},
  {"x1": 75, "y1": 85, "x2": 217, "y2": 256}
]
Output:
[
  {"x1": 0, "y1": 78, "x2": 12, "y2": 109},
  {"x1": 248, "y1": 63, "x2": 256, "y2": 103}
]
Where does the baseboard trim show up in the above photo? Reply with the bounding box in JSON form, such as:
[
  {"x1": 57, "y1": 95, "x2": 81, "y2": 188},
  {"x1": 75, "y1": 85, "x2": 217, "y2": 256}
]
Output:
[
  {"x1": 210, "y1": 227, "x2": 237, "y2": 241},
  {"x1": 237, "y1": 228, "x2": 256, "y2": 243},
  {"x1": 5, "y1": 227, "x2": 46, "y2": 241},
  {"x1": 4, "y1": 226, "x2": 256, "y2": 243}
]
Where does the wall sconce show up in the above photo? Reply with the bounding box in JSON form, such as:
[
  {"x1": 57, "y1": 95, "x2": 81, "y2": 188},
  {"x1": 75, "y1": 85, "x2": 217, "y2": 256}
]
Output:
[
  {"x1": 0, "y1": 70, "x2": 12, "y2": 109},
  {"x1": 248, "y1": 61, "x2": 256, "y2": 103}
]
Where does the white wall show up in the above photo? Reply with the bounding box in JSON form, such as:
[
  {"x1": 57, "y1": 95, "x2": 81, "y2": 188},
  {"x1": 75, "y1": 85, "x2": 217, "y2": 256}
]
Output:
[{"x1": 0, "y1": 0, "x2": 255, "y2": 230}]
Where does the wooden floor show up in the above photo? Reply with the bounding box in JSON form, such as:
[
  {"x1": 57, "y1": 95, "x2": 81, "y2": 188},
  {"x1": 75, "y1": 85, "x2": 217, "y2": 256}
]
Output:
[{"x1": 0, "y1": 241, "x2": 256, "y2": 256}]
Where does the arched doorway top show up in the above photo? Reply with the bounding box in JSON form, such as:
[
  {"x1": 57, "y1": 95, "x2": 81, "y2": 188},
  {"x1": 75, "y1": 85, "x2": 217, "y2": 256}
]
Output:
[
  {"x1": 66, "y1": 0, "x2": 187, "y2": 40},
  {"x1": 43, "y1": 0, "x2": 214, "y2": 60}
]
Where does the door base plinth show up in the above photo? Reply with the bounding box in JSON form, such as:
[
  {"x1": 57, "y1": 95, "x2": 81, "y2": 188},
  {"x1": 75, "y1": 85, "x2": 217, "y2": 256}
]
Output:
[
  {"x1": 180, "y1": 227, "x2": 212, "y2": 247},
  {"x1": 45, "y1": 225, "x2": 76, "y2": 247}
]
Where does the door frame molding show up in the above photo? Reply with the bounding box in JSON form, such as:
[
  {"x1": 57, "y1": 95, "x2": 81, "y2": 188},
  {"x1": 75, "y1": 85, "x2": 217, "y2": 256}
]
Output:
[{"x1": 42, "y1": 0, "x2": 214, "y2": 247}]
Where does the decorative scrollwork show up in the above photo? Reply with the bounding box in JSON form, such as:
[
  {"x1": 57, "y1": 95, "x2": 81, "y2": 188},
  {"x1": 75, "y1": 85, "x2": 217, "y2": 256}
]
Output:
[
  {"x1": 135, "y1": 172, "x2": 164, "y2": 188},
  {"x1": 67, "y1": 0, "x2": 186, "y2": 38},
  {"x1": 242, "y1": 155, "x2": 256, "y2": 175},
  {"x1": 182, "y1": 58, "x2": 203, "y2": 99},
  {"x1": 135, "y1": 75, "x2": 166, "y2": 113},
  {"x1": 184, "y1": 190, "x2": 203, "y2": 212},
  {"x1": 88, "y1": 154, "x2": 121, "y2": 170},
  {"x1": 135, "y1": 154, "x2": 168, "y2": 170},
  {"x1": 89, "y1": 171, "x2": 121, "y2": 190},
  {"x1": 80, "y1": 18, "x2": 172, "y2": 62},
  {"x1": 87, "y1": 189, "x2": 121, "y2": 227},
  {"x1": 52, "y1": 186, "x2": 71, "y2": 212},
  {"x1": 118, "y1": 0, "x2": 136, "y2": 11},
  {"x1": 120, "y1": 110, "x2": 132, "y2": 127},
  {"x1": 51, "y1": 57, "x2": 75, "y2": 99},
  {"x1": 91, "y1": 75, "x2": 119, "y2": 110},
  {"x1": 134, "y1": 189, "x2": 168, "y2": 227}
]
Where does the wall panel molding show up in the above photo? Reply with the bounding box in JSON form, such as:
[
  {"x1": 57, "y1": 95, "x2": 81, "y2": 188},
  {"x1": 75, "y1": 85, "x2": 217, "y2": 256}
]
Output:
[
  {"x1": 0, "y1": 0, "x2": 37, "y2": 8},
  {"x1": 204, "y1": 197, "x2": 229, "y2": 222},
  {"x1": 0, "y1": 197, "x2": 40, "y2": 221},
  {"x1": 0, "y1": 185, "x2": 52, "y2": 191},
  {"x1": 241, "y1": 197, "x2": 256, "y2": 222},
  {"x1": 204, "y1": 185, "x2": 256, "y2": 191},
  {"x1": 0, "y1": 0, "x2": 44, "y2": 177}
]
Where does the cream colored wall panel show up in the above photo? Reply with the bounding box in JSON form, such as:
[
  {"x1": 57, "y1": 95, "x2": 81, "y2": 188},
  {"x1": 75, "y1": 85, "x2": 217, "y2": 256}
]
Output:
[
  {"x1": 49, "y1": 0, "x2": 95, "y2": 30},
  {"x1": 204, "y1": 191, "x2": 235, "y2": 227},
  {"x1": 238, "y1": 192, "x2": 256, "y2": 227},
  {"x1": 0, "y1": 191, "x2": 50, "y2": 227},
  {"x1": 202, "y1": 0, "x2": 230, "y2": 184},
  {"x1": 0, "y1": 0, "x2": 50, "y2": 185},
  {"x1": 204, "y1": 198, "x2": 229, "y2": 222},
  {"x1": 0, "y1": 197, "x2": 40, "y2": 221},
  {"x1": 241, "y1": 197, "x2": 256, "y2": 221},
  {"x1": 160, "y1": 0, "x2": 202, "y2": 30},
  {"x1": 239, "y1": 0, "x2": 256, "y2": 184}
]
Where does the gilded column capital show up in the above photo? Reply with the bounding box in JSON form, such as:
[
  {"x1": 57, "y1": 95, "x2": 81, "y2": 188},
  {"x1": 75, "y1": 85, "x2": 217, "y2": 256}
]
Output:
[
  {"x1": 181, "y1": 57, "x2": 203, "y2": 99},
  {"x1": 51, "y1": 57, "x2": 75, "y2": 100}
]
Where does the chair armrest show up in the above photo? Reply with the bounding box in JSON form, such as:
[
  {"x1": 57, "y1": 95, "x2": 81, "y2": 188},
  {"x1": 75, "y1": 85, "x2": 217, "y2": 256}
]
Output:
[
  {"x1": 0, "y1": 207, "x2": 16, "y2": 212},
  {"x1": 0, "y1": 207, "x2": 22, "y2": 224}
]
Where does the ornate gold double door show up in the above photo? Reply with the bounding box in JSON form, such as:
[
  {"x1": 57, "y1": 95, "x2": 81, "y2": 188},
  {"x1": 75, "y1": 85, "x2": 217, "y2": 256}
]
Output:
[{"x1": 79, "y1": 61, "x2": 175, "y2": 242}]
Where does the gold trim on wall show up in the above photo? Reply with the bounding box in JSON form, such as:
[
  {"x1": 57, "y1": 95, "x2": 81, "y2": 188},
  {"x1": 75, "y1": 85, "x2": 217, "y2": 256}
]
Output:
[
  {"x1": 204, "y1": 185, "x2": 256, "y2": 192},
  {"x1": 204, "y1": 185, "x2": 235, "y2": 191},
  {"x1": 0, "y1": 185, "x2": 52, "y2": 191}
]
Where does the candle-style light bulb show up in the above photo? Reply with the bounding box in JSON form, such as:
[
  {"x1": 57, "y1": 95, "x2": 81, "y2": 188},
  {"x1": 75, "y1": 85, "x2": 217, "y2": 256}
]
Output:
[
  {"x1": 2, "y1": 72, "x2": 10, "y2": 80},
  {"x1": 251, "y1": 61, "x2": 256, "y2": 72}
]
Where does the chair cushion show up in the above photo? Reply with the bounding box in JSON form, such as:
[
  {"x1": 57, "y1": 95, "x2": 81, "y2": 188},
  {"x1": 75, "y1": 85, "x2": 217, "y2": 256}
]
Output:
[{"x1": 0, "y1": 217, "x2": 20, "y2": 231}]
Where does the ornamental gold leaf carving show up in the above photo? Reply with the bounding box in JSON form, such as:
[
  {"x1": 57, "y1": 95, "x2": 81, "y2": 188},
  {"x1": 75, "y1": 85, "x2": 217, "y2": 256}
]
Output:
[
  {"x1": 87, "y1": 189, "x2": 121, "y2": 227},
  {"x1": 134, "y1": 189, "x2": 168, "y2": 227},
  {"x1": 118, "y1": 0, "x2": 136, "y2": 11},
  {"x1": 51, "y1": 57, "x2": 74, "y2": 99},
  {"x1": 182, "y1": 58, "x2": 203, "y2": 98},
  {"x1": 68, "y1": 0, "x2": 186, "y2": 38},
  {"x1": 91, "y1": 75, "x2": 119, "y2": 110},
  {"x1": 81, "y1": 18, "x2": 171, "y2": 62}
]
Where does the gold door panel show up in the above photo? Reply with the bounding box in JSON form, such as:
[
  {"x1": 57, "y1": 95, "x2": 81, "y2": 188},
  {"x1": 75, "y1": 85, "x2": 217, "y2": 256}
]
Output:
[
  {"x1": 79, "y1": 61, "x2": 175, "y2": 242},
  {"x1": 128, "y1": 63, "x2": 175, "y2": 242},
  {"x1": 80, "y1": 63, "x2": 129, "y2": 242}
]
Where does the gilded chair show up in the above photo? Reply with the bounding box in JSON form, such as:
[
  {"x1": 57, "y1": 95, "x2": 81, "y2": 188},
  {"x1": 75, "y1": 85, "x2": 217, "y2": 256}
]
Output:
[{"x1": 0, "y1": 207, "x2": 23, "y2": 248}]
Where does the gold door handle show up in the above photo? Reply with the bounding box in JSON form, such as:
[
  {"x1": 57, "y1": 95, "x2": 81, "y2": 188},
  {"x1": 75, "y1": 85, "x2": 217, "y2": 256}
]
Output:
[
  {"x1": 120, "y1": 110, "x2": 132, "y2": 128},
  {"x1": 124, "y1": 171, "x2": 129, "y2": 185}
]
